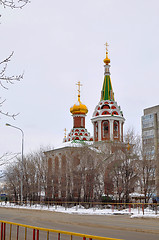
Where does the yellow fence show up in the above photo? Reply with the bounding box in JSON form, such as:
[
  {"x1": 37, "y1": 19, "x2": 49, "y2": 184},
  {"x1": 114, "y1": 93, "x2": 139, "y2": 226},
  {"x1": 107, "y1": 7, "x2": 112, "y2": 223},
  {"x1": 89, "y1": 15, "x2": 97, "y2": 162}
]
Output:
[{"x1": 0, "y1": 220, "x2": 123, "y2": 240}]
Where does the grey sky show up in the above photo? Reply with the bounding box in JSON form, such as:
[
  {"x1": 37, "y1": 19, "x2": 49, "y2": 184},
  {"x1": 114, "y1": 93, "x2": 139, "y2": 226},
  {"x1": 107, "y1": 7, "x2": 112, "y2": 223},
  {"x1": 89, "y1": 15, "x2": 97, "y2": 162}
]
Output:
[{"x1": 0, "y1": 0, "x2": 159, "y2": 156}]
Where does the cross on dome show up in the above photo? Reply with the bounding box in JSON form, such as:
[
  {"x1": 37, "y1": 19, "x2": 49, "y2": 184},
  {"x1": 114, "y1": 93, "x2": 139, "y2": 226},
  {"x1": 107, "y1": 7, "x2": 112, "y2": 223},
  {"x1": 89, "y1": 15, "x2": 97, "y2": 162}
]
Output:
[
  {"x1": 76, "y1": 81, "x2": 82, "y2": 102},
  {"x1": 70, "y1": 82, "x2": 88, "y2": 115},
  {"x1": 104, "y1": 42, "x2": 109, "y2": 52},
  {"x1": 64, "y1": 128, "x2": 67, "y2": 138},
  {"x1": 104, "y1": 41, "x2": 110, "y2": 65}
]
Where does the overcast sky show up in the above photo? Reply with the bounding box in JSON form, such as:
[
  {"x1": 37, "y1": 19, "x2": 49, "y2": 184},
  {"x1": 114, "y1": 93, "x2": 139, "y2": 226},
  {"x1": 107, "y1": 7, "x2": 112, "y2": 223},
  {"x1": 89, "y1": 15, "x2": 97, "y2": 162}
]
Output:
[{"x1": 0, "y1": 0, "x2": 159, "y2": 157}]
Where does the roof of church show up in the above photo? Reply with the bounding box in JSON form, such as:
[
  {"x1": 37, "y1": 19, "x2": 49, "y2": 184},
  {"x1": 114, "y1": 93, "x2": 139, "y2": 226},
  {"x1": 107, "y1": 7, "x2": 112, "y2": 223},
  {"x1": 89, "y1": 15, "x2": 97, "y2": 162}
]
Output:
[
  {"x1": 101, "y1": 75, "x2": 114, "y2": 101},
  {"x1": 45, "y1": 140, "x2": 100, "y2": 153}
]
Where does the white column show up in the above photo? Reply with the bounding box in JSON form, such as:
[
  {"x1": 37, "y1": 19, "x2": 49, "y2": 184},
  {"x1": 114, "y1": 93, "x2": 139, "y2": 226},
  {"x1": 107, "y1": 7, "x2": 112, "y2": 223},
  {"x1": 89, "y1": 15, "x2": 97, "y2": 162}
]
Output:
[
  {"x1": 98, "y1": 120, "x2": 102, "y2": 141},
  {"x1": 110, "y1": 119, "x2": 113, "y2": 141},
  {"x1": 119, "y1": 121, "x2": 122, "y2": 141}
]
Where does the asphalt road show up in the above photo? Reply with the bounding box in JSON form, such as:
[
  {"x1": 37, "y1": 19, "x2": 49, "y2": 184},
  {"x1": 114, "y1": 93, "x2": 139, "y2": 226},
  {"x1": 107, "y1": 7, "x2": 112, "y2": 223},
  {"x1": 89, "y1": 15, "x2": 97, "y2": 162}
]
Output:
[{"x1": 0, "y1": 207, "x2": 159, "y2": 240}]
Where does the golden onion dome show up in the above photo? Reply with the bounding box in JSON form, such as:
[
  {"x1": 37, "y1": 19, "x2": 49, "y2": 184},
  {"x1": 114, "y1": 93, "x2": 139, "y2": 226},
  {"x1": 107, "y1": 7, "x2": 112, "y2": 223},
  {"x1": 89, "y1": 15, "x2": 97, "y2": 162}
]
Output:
[
  {"x1": 70, "y1": 95, "x2": 88, "y2": 115},
  {"x1": 103, "y1": 51, "x2": 110, "y2": 64}
]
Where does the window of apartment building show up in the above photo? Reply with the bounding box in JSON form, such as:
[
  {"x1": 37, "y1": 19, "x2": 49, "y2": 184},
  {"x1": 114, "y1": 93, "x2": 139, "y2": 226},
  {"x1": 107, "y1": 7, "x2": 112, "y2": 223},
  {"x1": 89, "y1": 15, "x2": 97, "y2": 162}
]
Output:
[
  {"x1": 142, "y1": 129, "x2": 155, "y2": 139},
  {"x1": 142, "y1": 114, "x2": 154, "y2": 128},
  {"x1": 143, "y1": 138, "x2": 154, "y2": 145}
]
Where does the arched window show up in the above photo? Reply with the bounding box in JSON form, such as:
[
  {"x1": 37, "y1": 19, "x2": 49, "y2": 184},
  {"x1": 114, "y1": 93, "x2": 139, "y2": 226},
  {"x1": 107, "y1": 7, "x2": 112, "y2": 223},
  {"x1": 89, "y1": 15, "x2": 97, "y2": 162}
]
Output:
[
  {"x1": 114, "y1": 121, "x2": 119, "y2": 138},
  {"x1": 103, "y1": 120, "x2": 109, "y2": 138}
]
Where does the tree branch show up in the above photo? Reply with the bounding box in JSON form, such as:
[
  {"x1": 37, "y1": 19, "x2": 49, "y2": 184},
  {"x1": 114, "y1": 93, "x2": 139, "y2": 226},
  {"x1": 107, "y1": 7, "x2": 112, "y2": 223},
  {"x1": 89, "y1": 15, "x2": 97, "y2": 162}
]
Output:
[
  {"x1": 0, "y1": 52, "x2": 22, "y2": 118},
  {"x1": 0, "y1": 0, "x2": 29, "y2": 9}
]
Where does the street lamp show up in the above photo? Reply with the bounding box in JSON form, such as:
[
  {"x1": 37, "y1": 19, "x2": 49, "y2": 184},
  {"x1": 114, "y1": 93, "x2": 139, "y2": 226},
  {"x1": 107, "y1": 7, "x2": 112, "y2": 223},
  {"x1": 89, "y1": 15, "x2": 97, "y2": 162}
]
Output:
[{"x1": 6, "y1": 123, "x2": 24, "y2": 204}]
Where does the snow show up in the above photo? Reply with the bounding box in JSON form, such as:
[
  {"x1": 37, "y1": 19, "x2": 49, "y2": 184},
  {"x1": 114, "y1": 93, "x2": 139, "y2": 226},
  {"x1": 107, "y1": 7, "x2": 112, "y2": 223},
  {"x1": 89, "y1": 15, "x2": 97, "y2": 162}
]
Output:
[
  {"x1": 54, "y1": 140, "x2": 94, "y2": 150},
  {"x1": 129, "y1": 192, "x2": 145, "y2": 197},
  {"x1": 54, "y1": 141, "x2": 83, "y2": 150},
  {"x1": 0, "y1": 202, "x2": 159, "y2": 219}
]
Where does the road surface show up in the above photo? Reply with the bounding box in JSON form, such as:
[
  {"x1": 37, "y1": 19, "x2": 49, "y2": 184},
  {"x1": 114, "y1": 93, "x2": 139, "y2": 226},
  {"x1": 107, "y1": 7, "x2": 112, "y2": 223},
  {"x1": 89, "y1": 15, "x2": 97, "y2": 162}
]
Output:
[{"x1": 0, "y1": 207, "x2": 159, "y2": 240}]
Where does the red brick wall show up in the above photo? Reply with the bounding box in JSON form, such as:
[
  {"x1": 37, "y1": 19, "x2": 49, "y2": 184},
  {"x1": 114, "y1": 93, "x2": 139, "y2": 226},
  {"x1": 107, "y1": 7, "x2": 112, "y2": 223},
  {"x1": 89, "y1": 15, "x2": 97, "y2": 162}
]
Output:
[
  {"x1": 73, "y1": 116, "x2": 85, "y2": 128},
  {"x1": 54, "y1": 156, "x2": 59, "y2": 198}
]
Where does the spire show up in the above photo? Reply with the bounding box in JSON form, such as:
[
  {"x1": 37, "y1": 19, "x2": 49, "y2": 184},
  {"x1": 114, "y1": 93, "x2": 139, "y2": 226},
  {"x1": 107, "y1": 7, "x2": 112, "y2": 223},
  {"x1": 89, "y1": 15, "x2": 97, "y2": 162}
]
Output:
[
  {"x1": 101, "y1": 42, "x2": 114, "y2": 101},
  {"x1": 101, "y1": 76, "x2": 114, "y2": 101}
]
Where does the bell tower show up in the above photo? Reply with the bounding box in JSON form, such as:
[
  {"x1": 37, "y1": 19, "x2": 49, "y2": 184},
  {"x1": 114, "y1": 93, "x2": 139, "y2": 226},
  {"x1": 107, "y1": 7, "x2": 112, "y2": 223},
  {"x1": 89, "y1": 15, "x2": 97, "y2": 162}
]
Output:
[{"x1": 91, "y1": 43, "x2": 125, "y2": 142}]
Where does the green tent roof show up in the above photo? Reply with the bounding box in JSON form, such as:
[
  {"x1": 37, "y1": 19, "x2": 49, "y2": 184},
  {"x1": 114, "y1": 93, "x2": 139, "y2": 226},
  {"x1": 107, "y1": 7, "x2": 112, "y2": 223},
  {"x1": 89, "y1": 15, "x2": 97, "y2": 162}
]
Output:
[{"x1": 101, "y1": 75, "x2": 114, "y2": 101}]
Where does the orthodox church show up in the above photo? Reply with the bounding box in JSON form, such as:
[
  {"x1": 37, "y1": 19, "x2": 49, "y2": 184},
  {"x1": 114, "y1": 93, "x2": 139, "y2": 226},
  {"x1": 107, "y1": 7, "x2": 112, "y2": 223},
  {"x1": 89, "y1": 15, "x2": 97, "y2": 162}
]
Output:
[
  {"x1": 45, "y1": 43, "x2": 125, "y2": 200},
  {"x1": 64, "y1": 43, "x2": 125, "y2": 143}
]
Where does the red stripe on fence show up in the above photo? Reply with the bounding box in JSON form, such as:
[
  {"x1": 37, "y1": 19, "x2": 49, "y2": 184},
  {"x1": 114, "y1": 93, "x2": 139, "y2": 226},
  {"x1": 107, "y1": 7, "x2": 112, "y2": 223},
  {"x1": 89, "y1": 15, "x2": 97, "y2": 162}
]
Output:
[{"x1": 36, "y1": 229, "x2": 39, "y2": 240}]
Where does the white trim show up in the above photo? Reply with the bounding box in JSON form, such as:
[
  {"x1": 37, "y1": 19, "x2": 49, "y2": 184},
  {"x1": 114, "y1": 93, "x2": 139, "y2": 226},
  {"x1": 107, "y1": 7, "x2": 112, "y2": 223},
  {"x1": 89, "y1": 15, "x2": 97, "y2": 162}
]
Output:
[
  {"x1": 98, "y1": 120, "x2": 102, "y2": 141},
  {"x1": 91, "y1": 115, "x2": 125, "y2": 122},
  {"x1": 110, "y1": 119, "x2": 113, "y2": 141}
]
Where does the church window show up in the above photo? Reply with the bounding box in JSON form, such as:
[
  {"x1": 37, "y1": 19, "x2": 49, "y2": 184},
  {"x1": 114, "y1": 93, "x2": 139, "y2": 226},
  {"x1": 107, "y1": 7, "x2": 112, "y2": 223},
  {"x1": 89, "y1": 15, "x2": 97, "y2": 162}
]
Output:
[
  {"x1": 114, "y1": 121, "x2": 119, "y2": 138},
  {"x1": 103, "y1": 121, "x2": 109, "y2": 138}
]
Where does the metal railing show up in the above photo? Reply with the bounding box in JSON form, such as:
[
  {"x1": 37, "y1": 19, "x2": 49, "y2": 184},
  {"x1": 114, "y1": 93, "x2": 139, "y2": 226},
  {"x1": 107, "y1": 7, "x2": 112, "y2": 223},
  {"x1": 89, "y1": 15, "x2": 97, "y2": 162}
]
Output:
[
  {"x1": 0, "y1": 220, "x2": 123, "y2": 240},
  {"x1": 1, "y1": 201, "x2": 159, "y2": 215}
]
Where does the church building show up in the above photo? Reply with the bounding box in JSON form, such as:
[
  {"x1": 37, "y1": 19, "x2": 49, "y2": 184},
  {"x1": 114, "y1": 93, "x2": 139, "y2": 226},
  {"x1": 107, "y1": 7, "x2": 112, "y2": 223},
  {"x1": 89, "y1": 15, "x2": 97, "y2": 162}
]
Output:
[{"x1": 45, "y1": 44, "x2": 125, "y2": 201}]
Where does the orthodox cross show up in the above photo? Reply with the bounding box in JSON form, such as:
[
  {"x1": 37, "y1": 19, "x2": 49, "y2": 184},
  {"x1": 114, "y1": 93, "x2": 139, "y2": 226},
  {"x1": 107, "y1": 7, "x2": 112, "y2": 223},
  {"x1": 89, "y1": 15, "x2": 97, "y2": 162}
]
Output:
[
  {"x1": 104, "y1": 42, "x2": 109, "y2": 52},
  {"x1": 76, "y1": 81, "x2": 82, "y2": 96},
  {"x1": 64, "y1": 128, "x2": 67, "y2": 138}
]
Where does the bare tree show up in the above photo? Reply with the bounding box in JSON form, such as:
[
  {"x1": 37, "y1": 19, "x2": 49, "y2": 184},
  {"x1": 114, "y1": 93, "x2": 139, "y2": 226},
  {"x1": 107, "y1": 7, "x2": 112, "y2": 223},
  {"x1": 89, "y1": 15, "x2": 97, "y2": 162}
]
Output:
[
  {"x1": 5, "y1": 147, "x2": 50, "y2": 202},
  {"x1": 0, "y1": 52, "x2": 23, "y2": 118},
  {"x1": 0, "y1": 0, "x2": 30, "y2": 118},
  {"x1": 103, "y1": 129, "x2": 141, "y2": 203},
  {"x1": 0, "y1": 0, "x2": 29, "y2": 9},
  {"x1": 140, "y1": 153, "x2": 156, "y2": 203}
]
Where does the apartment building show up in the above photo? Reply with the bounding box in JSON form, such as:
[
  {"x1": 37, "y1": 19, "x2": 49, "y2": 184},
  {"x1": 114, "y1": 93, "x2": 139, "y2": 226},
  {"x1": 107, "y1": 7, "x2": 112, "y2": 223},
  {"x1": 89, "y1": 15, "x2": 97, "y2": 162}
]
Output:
[{"x1": 142, "y1": 105, "x2": 159, "y2": 198}]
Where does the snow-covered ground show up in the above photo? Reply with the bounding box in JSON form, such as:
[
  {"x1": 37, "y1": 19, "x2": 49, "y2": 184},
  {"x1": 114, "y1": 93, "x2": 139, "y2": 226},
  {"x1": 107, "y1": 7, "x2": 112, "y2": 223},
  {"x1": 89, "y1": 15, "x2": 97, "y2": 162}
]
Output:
[{"x1": 0, "y1": 202, "x2": 159, "y2": 219}]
